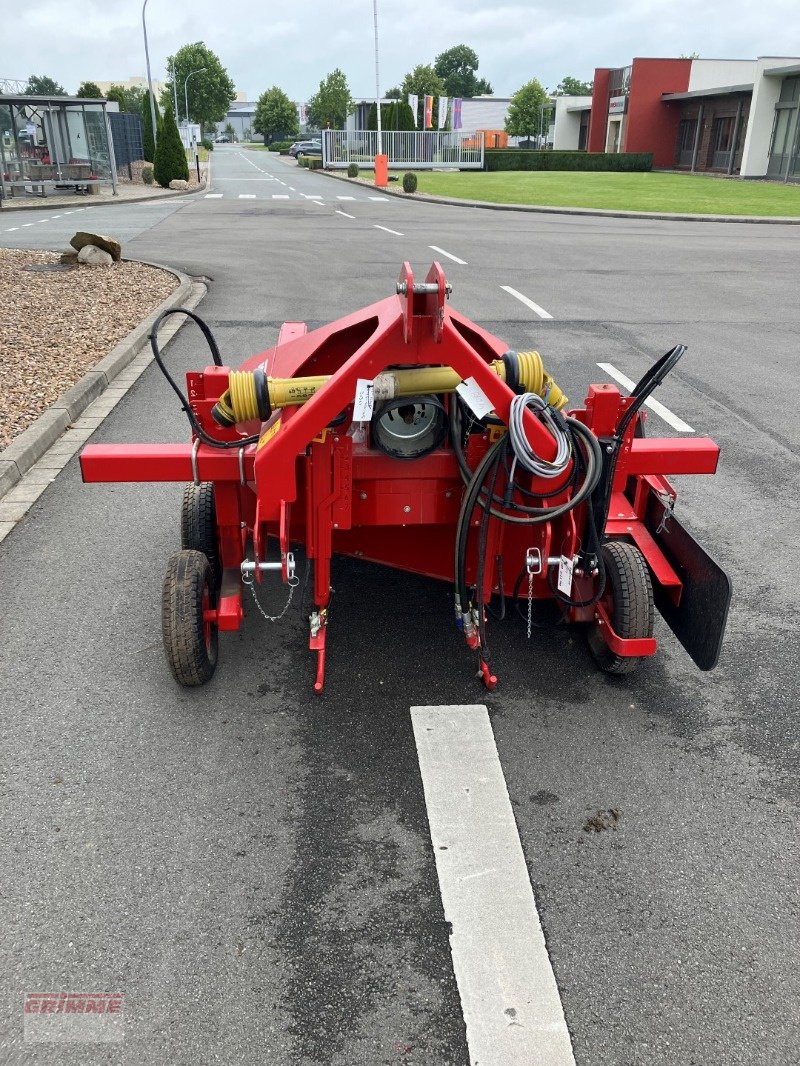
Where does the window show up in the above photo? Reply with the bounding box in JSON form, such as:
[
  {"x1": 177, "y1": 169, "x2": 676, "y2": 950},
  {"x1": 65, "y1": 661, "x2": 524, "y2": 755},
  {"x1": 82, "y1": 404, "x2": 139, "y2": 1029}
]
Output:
[{"x1": 676, "y1": 118, "x2": 697, "y2": 166}]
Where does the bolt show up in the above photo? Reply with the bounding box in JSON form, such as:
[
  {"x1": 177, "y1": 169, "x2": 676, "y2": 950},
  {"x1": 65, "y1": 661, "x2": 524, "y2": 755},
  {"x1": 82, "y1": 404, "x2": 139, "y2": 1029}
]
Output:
[
  {"x1": 403, "y1": 505, "x2": 411, "y2": 513},
  {"x1": 606, "y1": 445, "x2": 614, "y2": 454},
  {"x1": 445, "y1": 491, "x2": 452, "y2": 498},
  {"x1": 360, "y1": 491, "x2": 368, "y2": 500},
  {"x1": 333, "y1": 523, "x2": 338, "y2": 529}
]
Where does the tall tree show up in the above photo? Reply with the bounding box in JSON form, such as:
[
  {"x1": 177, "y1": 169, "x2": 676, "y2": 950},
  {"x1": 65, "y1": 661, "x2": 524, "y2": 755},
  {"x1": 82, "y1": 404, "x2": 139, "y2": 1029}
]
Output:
[
  {"x1": 24, "y1": 75, "x2": 67, "y2": 95},
  {"x1": 306, "y1": 68, "x2": 353, "y2": 130},
  {"x1": 162, "y1": 41, "x2": 236, "y2": 134},
  {"x1": 505, "y1": 79, "x2": 549, "y2": 142},
  {"x1": 384, "y1": 87, "x2": 402, "y2": 100},
  {"x1": 434, "y1": 45, "x2": 492, "y2": 97},
  {"x1": 106, "y1": 84, "x2": 146, "y2": 113},
  {"x1": 140, "y1": 90, "x2": 160, "y2": 163},
  {"x1": 552, "y1": 76, "x2": 593, "y2": 96},
  {"x1": 400, "y1": 64, "x2": 446, "y2": 127},
  {"x1": 153, "y1": 103, "x2": 189, "y2": 187},
  {"x1": 76, "y1": 81, "x2": 103, "y2": 99},
  {"x1": 253, "y1": 86, "x2": 298, "y2": 143}
]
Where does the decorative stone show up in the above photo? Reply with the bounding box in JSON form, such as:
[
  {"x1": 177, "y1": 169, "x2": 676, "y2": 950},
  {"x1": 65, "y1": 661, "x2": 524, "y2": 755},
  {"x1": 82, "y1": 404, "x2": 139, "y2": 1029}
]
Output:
[
  {"x1": 77, "y1": 244, "x2": 114, "y2": 268},
  {"x1": 169, "y1": 179, "x2": 189, "y2": 191},
  {"x1": 59, "y1": 250, "x2": 79, "y2": 263},
  {"x1": 69, "y1": 231, "x2": 122, "y2": 261}
]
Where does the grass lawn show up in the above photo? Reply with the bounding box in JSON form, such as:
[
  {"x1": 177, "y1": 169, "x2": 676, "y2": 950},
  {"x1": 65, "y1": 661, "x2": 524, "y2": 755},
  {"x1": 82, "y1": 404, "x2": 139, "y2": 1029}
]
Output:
[
  {"x1": 412, "y1": 171, "x2": 800, "y2": 217},
  {"x1": 242, "y1": 143, "x2": 271, "y2": 151}
]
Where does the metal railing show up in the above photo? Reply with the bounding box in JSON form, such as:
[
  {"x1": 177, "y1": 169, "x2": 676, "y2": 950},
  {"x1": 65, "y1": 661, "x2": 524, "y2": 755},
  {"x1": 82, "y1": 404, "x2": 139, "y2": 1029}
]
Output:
[{"x1": 322, "y1": 129, "x2": 484, "y2": 170}]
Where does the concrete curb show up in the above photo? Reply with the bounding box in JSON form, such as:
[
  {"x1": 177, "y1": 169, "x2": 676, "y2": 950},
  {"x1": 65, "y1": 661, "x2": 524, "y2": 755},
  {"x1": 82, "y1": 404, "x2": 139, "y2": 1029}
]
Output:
[
  {"x1": 315, "y1": 168, "x2": 800, "y2": 225},
  {"x1": 0, "y1": 260, "x2": 196, "y2": 502}
]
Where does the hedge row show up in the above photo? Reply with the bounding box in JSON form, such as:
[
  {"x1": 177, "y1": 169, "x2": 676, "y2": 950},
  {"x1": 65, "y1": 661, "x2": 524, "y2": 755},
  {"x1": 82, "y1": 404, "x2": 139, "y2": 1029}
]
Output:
[
  {"x1": 297, "y1": 156, "x2": 322, "y2": 170},
  {"x1": 485, "y1": 150, "x2": 653, "y2": 172}
]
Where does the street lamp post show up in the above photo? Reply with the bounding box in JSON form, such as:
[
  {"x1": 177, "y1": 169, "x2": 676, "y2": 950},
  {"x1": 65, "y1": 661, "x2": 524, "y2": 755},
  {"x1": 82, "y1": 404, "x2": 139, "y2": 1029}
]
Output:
[
  {"x1": 372, "y1": 0, "x2": 382, "y2": 157},
  {"x1": 141, "y1": 0, "x2": 158, "y2": 150},
  {"x1": 171, "y1": 58, "x2": 179, "y2": 123},
  {"x1": 184, "y1": 67, "x2": 206, "y2": 135}
]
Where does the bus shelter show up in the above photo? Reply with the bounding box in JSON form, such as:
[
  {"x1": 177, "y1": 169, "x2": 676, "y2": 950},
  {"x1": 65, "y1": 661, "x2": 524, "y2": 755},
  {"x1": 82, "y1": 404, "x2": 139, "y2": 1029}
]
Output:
[{"x1": 0, "y1": 94, "x2": 118, "y2": 202}]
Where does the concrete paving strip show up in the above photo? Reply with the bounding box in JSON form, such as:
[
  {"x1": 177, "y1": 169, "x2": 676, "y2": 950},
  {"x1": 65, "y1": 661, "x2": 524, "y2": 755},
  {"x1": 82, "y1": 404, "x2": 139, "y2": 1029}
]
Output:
[
  {"x1": 0, "y1": 270, "x2": 207, "y2": 528},
  {"x1": 597, "y1": 361, "x2": 695, "y2": 432},
  {"x1": 411, "y1": 704, "x2": 575, "y2": 1066}
]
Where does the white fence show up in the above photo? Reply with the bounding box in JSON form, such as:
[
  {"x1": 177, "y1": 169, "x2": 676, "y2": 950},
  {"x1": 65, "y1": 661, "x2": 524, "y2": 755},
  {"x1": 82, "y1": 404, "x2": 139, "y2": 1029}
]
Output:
[{"x1": 322, "y1": 130, "x2": 484, "y2": 170}]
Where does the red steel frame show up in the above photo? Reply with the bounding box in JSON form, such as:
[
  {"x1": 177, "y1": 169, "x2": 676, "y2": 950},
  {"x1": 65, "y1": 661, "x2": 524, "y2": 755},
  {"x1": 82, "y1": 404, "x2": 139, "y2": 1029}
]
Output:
[{"x1": 81, "y1": 262, "x2": 719, "y2": 691}]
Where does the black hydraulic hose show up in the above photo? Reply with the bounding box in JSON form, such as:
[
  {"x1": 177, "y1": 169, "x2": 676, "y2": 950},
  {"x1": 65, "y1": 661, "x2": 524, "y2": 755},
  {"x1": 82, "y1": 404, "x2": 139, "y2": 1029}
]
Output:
[
  {"x1": 149, "y1": 307, "x2": 260, "y2": 450},
  {"x1": 475, "y1": 443, "x2": 504, "y2": 664},
  {"x1": 454, "y1": 436, "x2": 507, "y2": 619}
]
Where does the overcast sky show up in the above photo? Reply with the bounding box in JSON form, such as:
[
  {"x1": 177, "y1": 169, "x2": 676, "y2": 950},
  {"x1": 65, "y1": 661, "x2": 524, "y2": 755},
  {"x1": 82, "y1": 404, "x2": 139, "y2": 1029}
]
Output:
[{"x1": 8, "y1": 0, "x2": 800, "y2": 100}]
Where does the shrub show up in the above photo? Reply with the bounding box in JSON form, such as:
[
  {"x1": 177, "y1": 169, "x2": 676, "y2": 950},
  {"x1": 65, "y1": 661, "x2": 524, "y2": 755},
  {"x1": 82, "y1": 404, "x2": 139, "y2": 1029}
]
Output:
[
  {"x1": 201, "y1": 138, "x2": 213, "y2": 152},
  {"x1": 268, "y1": 140, "x2": 292, "y2": 152},
  {"x1": 308, "y1": 158, "x2": 322, "y2": 170},
  {"x1": 141, "y1": 165, "x2": 154, "y2": 185},
  {"x1": 347, "y1": 162, "x2": 359, "y2": 178},
  {"x1": 484, "y1": 150, "x2": 653, "y2": 172},
  {"x1": 153, "y1": 103, "x2": 189, "y2": 188},
  {"x1": 297, "y1": 156, "x2": 308, "y2": 168},
  {"x1": 402, "y1": 172, "x2": 418, "y2": 193}
]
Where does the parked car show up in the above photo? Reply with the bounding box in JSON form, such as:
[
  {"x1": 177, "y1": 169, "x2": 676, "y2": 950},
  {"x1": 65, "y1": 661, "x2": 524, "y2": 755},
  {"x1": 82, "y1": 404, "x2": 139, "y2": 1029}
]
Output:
[
  {"x1": 289, "y1": 140, "x2": 322, "y2": 158},
  {"x1": 215, "y1": 134, "x2": 232, "y2": 143}
]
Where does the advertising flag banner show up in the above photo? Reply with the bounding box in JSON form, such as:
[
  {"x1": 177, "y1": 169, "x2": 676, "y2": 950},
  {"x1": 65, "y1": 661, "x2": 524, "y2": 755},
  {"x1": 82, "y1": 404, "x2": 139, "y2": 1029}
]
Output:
[
  {"x1": 424, "y1": 95, "x2": 433, "y2": 129},
  {"x1": 407, "y1": 94, "x2": 419, "y2": 127},
  {"x1": 452, "y1": 98, "x2": 462, "y2": 130},
  {"x1": 438, "y1": 96, "x2": 449, "y2": 129}
]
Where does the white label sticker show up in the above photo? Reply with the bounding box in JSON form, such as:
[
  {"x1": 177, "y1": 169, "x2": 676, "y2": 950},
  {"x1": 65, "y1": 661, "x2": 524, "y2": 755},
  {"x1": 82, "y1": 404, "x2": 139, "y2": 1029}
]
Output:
[
  {"x1": 557, "y1": 555, "x2": 574, "y2": 596},
  {"x1": 352, "y1": 378, "x2": 375, "y2": 422},
  {"x1": 456, "y1": 377, "x2": 494, "y2": 420}
]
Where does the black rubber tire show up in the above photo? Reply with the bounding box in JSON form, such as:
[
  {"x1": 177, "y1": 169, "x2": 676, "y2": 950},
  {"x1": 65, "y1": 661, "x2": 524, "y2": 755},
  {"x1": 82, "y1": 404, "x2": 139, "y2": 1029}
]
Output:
[
  {"x1": 162, "y1": 550, "x2": 218, "y2": 687},
  {"x1": 180, "y1": 483, "x2": 220, "y2": 586},
  {"x1": 587, "y1": 541, "x2": 654, "y2": 675}
]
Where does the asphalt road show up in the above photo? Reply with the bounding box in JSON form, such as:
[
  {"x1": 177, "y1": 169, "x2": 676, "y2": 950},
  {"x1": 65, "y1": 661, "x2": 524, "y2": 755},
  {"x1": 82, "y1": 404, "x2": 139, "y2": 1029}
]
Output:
[{"x1": 1, "y1": 145, "x2": 799, "y2": 1065}]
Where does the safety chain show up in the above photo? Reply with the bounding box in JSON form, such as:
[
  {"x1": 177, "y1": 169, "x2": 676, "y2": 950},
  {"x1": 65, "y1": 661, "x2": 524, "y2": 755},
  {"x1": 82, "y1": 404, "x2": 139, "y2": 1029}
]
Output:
[{"x1": 245, "y1": 573, "x2": 300, "y2": 623}]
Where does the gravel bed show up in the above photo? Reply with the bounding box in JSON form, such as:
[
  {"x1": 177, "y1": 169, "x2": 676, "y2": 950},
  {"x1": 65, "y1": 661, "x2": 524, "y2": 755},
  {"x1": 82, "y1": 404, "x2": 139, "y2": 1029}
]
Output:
[{"x1": 0, "y1": 248, "x2": 178, "y2": 449}]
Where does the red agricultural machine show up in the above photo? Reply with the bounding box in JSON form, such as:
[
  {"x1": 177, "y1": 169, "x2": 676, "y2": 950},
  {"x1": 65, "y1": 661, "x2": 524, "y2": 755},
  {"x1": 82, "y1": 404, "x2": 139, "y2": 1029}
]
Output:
[{"x1": 80, "y1": 262, "x2": 731, "y2": 692}]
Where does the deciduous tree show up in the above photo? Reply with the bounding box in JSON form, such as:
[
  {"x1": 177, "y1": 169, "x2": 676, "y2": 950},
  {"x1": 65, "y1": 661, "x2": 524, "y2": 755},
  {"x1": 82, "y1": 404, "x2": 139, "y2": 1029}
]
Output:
[
  {"x1": 76, "y1": 81, "x2": 103, "y2": 99},
  {"x1": 306, "y1": 68, "x2": 354, "y2": 130},
  {"x1": 162, "y1": 42, "x2": 236, "y2": 134},
  {"x1": 434, "y1": 45, "x2": 492, "y2": 97},
  {"x1": 106, "y1": 84, "x2": 146, "y2": 113},
  {"x1": 505, "y1": 79, "x2": 549, "y2": 142},
  {"x1": 24, "y1": 75, "x2": 67, "y2": 95},
  {"x1": 552, "y1": 76, "x2": 593, "y2": 96},
  {"x1": 253, "y1": 86, "x2": 298, "y2": 143},
  {"x1": 400, "y1": 65, "x2": 446, "y2": 127}
]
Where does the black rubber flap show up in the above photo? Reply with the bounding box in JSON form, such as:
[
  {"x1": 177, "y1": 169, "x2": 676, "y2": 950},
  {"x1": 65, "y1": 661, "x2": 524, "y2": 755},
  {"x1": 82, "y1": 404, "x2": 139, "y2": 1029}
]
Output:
[{"x1": 644, "y1": 490, "x2": 732, "y2": 671}]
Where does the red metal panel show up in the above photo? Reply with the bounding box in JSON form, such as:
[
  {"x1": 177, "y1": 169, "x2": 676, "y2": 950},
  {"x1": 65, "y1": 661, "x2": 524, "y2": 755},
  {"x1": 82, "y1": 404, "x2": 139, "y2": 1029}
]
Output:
[
  {"x1": 588, "y1": 68, "x2": 612, "y2": 153},
  {"x1": 80, "y1": 443, "x2": 254, "y2": 483},
  {"x1": 625, "y1": 58, "x2": 691, "y2": 166},
  {"x1": 623, "y1": 437, "x2": 719, "y2": 476}
]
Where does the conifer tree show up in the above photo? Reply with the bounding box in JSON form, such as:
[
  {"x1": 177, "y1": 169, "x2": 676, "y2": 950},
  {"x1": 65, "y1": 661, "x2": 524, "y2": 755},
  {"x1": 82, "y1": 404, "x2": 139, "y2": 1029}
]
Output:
[{"x1": 153, "y1": 103, "x2": 189, "y2": 187}]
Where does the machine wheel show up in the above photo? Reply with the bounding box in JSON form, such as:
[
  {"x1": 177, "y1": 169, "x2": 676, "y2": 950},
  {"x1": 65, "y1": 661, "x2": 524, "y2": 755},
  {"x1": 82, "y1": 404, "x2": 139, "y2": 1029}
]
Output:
[
  {"x1": 181, "y1": 482, "x2": 220, "y2": 586},
  {"x1": 587, "y1": 541, "x2": 654, "y2": 675},
  {"x1": 162, "y1": 550, "x2": 218, "y2": 687}
]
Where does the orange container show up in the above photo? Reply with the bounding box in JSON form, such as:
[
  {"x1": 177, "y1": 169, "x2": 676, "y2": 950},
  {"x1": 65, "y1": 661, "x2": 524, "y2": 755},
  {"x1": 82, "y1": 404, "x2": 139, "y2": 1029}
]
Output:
[{"x1": 374, "y1": 154, "x2": 388, "y2": 187}]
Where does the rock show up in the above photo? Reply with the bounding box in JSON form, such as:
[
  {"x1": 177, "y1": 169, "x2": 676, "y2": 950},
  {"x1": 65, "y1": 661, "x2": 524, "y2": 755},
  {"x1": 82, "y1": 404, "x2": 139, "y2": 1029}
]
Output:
[
  {"x1": 169, "y1": 179, "x2": 189, "y2": 191},
  {"x1": 77, "y1": 245, "x2": 114, "y2": 268},
  {"x1": 59, "y1": 250, "x2": 79, "y2": 263},
  {"x1": 69, "y1": 231, "x2": 122, "y2": 261}
]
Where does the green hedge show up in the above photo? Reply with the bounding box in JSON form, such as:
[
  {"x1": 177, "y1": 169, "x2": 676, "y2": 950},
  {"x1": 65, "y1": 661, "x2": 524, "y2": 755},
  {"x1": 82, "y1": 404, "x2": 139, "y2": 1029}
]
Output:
[
  {"x1": 297, "y1": 156, "x2": 322, "y2": 170},
  {"x1": 268, "y1": 140, "x2": 292, "y2": 152},
  {"x1": 485, "y1": 150, "x2": 653, "y2": 172}
]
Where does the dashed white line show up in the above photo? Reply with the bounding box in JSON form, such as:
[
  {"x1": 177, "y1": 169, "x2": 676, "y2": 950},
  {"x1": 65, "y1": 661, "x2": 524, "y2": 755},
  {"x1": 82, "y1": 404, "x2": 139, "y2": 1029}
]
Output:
[
  {"x1": 288, "y1": 187, "x2": 296, "y2": 191},
  {"x1": 337, "y1": 195, "x2": 356, "y2": 201},
  {"x1": 596, "y1": 362, "x2": 695, "y2": 432},
  {"x1": 310, "y1": 200, "x2": 325, "y2": 206},
  {"x1": 238, "y1": 194, "x2": 256, "y2": 199},
  {"x1": 335, "y1": 209, "x2": 356, "y2": 219},
  {"x1": 411, "y1": 705, "x2": 576, "y2": 1066},
  {"x1": 51, "y1": 214, "x2": 61, "y2": 218},
  {"x1": 22, "y1": 222, "x2": 34, "y2": 227},
  {"x1": 272, "y1": 194, "x2": 290, "y2": 199},
  {"x1": 374, "y1": 225, "x2": 404, "y2": 236},
  {"x1": 205, "y1": 193, "x2": 223, "y2": 198},
  {"x1": 430, "y1": 245, "x2": 467, "y2": 265},
  {"x1": 369, "y1": 196, "x2": 388, "y2": 201},
  {"x1": 6, "y1": 227, "x2": 19, "y2": 231},
  {"x1": 501, "y1": 285, "x2": 553, "y2": 320}
]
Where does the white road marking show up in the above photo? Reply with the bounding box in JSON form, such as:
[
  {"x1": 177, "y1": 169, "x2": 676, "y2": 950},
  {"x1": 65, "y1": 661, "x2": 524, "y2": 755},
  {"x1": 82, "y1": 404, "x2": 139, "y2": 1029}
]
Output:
[
  {"x1": 22, "y1": 222, "x2": 34, "y2": 227},
  {"x1": 369, "y1": 196, "x2": 388, "y2": 201},
  {"x1": 302, "y1": 193, "x2": 323, "y2": 199},
  {"x1": 596, "y1": 362, "x2": 695, "y2": 432},
  {"x1": 288, "y1": 187, "x2": 296, "y2": 191},
  {"x1": 337, "y1": 195, "x2": 356, "y2": 201},
  {"x1": 37, "y1": 218, "x2": 51, "y2": 222},
  {"x1": 51, "y1": 214, "x2": 61, "y2": 218},
  {"x1": 501, "y1": 285, "x2": 553, "y2": 320},
  {"x1": 311, "y1": 200, "x2": 325, "y2": 206},
  {"x1": 205, "y1": 193, "x2": 223, "y2": 198},
  {"x1": 6, "y1": 227, "x2": 19, "y2": 231},
  {"x1": 238, "y1": 194, "x2": 257, "y2": 199},
  {"x1": 335, "y1": 209, "x2": 356, "y2": 219},
  {"x1": 272, "y1": 194, "x2": 290, "y2": 199},
  {"x1": 430, "y1": 244, "x2": 467, "y2": 265},
  {"x1": 411, "y1": 705, "x2": 575, "y2": 1066},
  {"x1": 374, "y1": 225, "x2": 404, "y2": 236}
]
